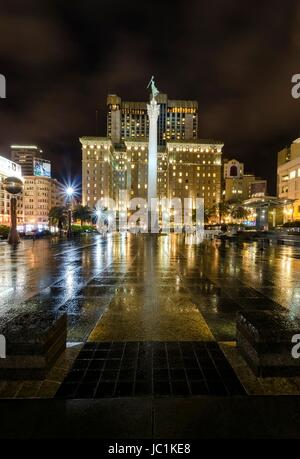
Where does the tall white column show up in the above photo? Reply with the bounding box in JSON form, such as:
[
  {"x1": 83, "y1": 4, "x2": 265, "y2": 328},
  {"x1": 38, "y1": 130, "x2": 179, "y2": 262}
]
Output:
[{"x1": 147, "y1": 97, "x2": 160, "y2": 208}]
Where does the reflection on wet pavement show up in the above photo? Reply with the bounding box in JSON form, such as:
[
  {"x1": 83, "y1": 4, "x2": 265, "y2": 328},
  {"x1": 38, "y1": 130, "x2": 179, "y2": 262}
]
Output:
[
  {"x1": 56, "y1": 341, "x2": 246, "y2": 399},
  {"x1": 1, "y1": 234, "x2": 300, "y2": 344}
]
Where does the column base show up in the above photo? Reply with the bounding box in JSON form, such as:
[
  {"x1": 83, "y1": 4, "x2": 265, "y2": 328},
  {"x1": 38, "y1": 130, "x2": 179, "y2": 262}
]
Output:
[{"x1": 8, "y1": 228, "x2": 20, "y2": 245}]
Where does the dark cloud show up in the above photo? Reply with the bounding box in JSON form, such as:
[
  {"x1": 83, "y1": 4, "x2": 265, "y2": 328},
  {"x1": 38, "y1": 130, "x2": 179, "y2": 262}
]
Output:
[{"x1": 0, "y1": 0, "x2": 300, "y2": 193}]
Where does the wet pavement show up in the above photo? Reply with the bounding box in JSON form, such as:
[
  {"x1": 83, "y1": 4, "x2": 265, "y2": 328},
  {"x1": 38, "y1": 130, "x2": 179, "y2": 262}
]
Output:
[
  {"x1": 1, "y1": 234, "x2": 300, "y2": 342},
  {"x1": 1, "y1": 234, "x2": 300, "y2": 399},
  {"x1": 56, "y1": 341, "x2": 246, "y2": 399}
]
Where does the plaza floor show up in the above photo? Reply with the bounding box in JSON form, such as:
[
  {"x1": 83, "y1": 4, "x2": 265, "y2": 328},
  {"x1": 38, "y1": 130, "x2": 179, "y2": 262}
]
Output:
[{"x1": 1, "y1": 234, "x2": 300, "y2": 437}]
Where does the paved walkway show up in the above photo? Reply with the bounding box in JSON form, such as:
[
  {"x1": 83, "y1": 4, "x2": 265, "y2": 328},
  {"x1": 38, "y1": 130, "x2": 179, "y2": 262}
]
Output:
[
  {"x1": 1, "y1": 234, "x2": 300, "y2": 400},
  {"x1": 1, "y1": 234, "x2": 300, "y2": 437},
  {"x1": 1, "y1": 233, "x2": 300, "y2": 340},
  {"x1": 1, "y1": 397, "x2": 300, "y2": 439}
]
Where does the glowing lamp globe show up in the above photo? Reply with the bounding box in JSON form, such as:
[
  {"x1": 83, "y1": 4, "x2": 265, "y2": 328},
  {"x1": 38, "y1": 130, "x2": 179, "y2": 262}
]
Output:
[
  {"x1": 3, "y1": 177, "x2": 24, "y2": 195},
  {"x1": 66, "y1": 186, "x2": 74, "y2": 197}
]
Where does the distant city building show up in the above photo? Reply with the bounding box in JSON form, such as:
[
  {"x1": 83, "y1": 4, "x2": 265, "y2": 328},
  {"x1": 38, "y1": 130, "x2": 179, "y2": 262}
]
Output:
[
  {"x1": 277, "y1": 138, "x2": 300, "y2": 168},
  {"x1": 107, "y1": 94, "x2": 198, "y2": 146},
  {"x1": 0, "y1": 155, "x2": 23, "y2": 225},
  {"x1": 0, "y1": 152, "x2": 62, "y2": 230},
  {"x1": 20, "y1": 176, "x2": 63, "y2": 230},
  {"x1": 82, "y1": 93, "x2": 222, "y2": 211},
  {"x1": 166, "y1": 141, "x2": 222, "y2": 209},
  {"x1": 81, "y1": 136, "x2": 223, "y2": 210},
  {"x1": 11, "y1": 145, "x2": 51, "y2": 177},
  {"x1": 278, "y1": 140, "x2": 300, "y2": 221},
  {"x1": 223, "y1": 159, "x2": 267, "y2": 202}
]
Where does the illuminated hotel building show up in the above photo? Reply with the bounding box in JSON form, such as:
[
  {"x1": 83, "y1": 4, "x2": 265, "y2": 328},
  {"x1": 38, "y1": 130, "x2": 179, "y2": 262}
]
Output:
[
  {"x1": 278, "y1": 139, "x2": 300, "y2": 221},
  {"x1": 21, "y1": 176, "x2": 63, "y2": 230},
  {"x1": 107, "y1": 94, "x2": 198, "y2": 146},
  {"x1": 167, "y1": 141, "x2": 222, "y2": 209},
  {"x1": 81, "y1": 137, "x2": 115, "y2": 208},
  {"x1": 223, "y1": 159, "x2": 267, "y2": 202},
  {"x1": 81, "y1": 93, "x2": 223, "y2": 211},
  {"x1": 81, "y1": 139, "x2": 223, "y2": 210}
]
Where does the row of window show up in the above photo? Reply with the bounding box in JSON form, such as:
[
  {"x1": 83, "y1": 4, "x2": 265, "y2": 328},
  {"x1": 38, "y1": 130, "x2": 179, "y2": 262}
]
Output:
[{"x1": 282, "y1": 169, "x2": 300, "y2": 181}]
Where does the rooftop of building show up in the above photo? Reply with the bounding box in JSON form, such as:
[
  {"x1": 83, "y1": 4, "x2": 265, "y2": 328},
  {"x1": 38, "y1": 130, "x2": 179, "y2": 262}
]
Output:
[
  {"x1": 242, "y1": 196, "x2": 294, "y2": 208},
  {"x1": 10, "y1": 145, "x2": 40, "y2": 150},
  {"x1": 107, "y1": 93, "x2": 198, "y2": 109},
  {"x1": 167, "y1": 139, "x2": 224, "y2": 146},
  {"x1": 80, "y1": 137, "x2": 224, "y2": 148}
]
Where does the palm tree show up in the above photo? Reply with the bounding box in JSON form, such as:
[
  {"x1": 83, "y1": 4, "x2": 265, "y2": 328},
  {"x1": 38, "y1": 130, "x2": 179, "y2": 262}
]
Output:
[
  {"x1": 216, "y1": 202, "x2": 230, "y2": 224},
  {"x1": 72, "y1": 205, "x2": 91, "y2": 226},
  {"x1": 49, "y1": 206, "x2": 67, "y2": 236},
  {"x1": 204, "y1": 206, "x2": 217, "y2": 223},
  {"x1": 230, "y1": 206, "x2": 250, "y2": 222}
]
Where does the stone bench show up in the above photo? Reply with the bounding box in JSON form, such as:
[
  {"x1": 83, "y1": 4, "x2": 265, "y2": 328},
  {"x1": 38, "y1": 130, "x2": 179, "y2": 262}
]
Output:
[
  {"x1": 236, "y1": 310, "x2": 300, "y2": 377},
  {"x1": 0, "y1": 311, "x2": 67, "y2": 380}
]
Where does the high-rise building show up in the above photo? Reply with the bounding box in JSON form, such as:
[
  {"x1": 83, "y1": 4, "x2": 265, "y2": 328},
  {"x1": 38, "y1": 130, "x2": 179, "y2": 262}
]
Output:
[
  {"x1": 0, "y1": 151, "x2": 63, "y2": 230},
  {"x1": 107, "y1": 94, "x2": 198, "y2": 146},
  {"x1": 11, "y1": 145, "x2": 51, "y2": 177},
  {"x1": 81, "y1": 137, "x2": 115, "y2": 208},
  {"x1": 81, "y1": 93, "x2": 223, "y2": 212},
  {"x1": 21, "y1": 176, "x2": 63, "y2": 230},
  {"x1": 277, "y1": 138, "x2": 300, "y2": 196},
  {"x1": 277, "y1": 139, "x2": 300, "y2": 168},
  {"x1": 166, "y1": 141, "x2": 222, "y2": 209},
  {"x1": 278, "y1": 147, "x2": 300, "y2": 221},
  {"x1": 80, "y1": 138, "x2": 223, "y2": 210},
  {"x1": 223, "y1": 159, "x2": 267, "y2": 202}
]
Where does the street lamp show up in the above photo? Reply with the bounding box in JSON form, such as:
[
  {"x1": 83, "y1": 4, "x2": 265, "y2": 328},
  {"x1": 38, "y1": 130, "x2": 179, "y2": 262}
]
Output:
[
  {"x1": 3, "y1": 177, "x2": 24, "y2": 245},
  {"x1": 66, "y1": 186, "x2": 74, "y2": 238}
]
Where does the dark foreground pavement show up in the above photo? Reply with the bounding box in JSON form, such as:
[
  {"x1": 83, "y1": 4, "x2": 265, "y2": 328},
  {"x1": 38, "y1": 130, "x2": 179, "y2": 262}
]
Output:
[{"x1": 1, "y1": 396, "x2": 300, "y2": 439}]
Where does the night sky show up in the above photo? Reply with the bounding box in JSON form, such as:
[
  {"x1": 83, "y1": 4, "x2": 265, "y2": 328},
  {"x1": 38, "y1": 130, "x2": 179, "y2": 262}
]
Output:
[{"x1": 1, "y1": 0, "x2": 300, "y2": 194}]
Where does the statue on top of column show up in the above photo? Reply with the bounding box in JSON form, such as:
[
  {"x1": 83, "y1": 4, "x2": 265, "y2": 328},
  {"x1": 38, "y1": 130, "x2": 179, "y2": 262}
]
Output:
[{"x1": 147, "y1": 76, "x2": 159, "y2": 100}]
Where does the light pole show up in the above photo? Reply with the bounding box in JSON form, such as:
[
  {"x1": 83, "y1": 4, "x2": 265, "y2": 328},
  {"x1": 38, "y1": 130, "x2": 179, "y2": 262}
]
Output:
[
  {"x1": 3, "y1": 177, "x2": 24, "y2": 245},
  {"x1": 66, "y1": 186, "x2": 74, "y2": 239}
]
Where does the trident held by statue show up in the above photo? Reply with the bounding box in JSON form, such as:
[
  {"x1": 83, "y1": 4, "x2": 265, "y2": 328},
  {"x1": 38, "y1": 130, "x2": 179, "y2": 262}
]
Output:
[{"x1": 147, "y1": 76, "x2": 159, "y2": 99}]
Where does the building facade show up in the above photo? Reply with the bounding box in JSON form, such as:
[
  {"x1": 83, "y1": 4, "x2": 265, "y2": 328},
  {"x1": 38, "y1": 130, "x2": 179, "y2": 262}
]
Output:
[
  {"x1": 278, "y1": 154, "x2": 300, "y2": 221},
  {"x1": 81, "y1": 137, "x2": 115, "y2": 209},
  {"x1": 223, "y1": 159, "x2": 267, "y2": 202},
  {"x1": 81, "y1": 136, "x2": 223, "y2": 211},
  {"x1": 278, "y1": 138, "x2": 300, "y2": 168},
  {"x1": 11, "y1": 145, "x2": 51, "y2": 177},
  {"x1": 21, "y1": 176, "x2": 63, "y2": 230},
  {"x1": 82, "y1": 93, "x2": 224, "y2": 213},
  {"x1": 107, "y1": 94, "x2": 198, "y2": 146},
  {"x1": 0, "y1": 153, "x2": 63, "y2": 230}
]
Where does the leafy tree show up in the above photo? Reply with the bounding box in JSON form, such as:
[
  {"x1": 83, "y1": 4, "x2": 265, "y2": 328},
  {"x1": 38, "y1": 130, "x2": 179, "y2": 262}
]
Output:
[
  {"x1": 230, "y1": 206, "x2": 250, "y2": 221},
  {"x1": 0, "y1": 225, "x2": 9, "y2": 239},
  {"x1": 211, "y1": 202, "x2": 231, "y2": 223},
  {"x1": 73, "y1": 205, "x2": 91, "y2": 226},
  {"x1": 49, "y1": 206, "x2": 67, "y2": 236},
  {"x1": 204, "y1": 206, "x2": 217, "y2": 223}
]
